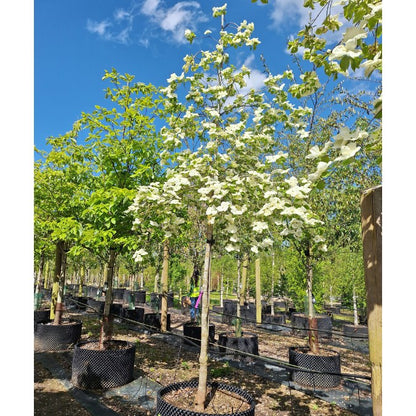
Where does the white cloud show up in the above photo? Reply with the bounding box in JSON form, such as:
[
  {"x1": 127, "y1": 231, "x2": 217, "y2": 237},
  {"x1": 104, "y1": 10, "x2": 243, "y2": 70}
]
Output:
[
  {"x1": 141, "y1": 0, "x2": 161, "y2": 16},
  {"x1": 86, "y1": 1, "x2": 208, "y2": 47},
  {"x1": 240, "y1": 54, "x2": 267, "y2": 93},
  {"x1": 86, "y1": 19, "x2": 112, "y2": 37},
  {"x1": 139, "y1": 1, "x2": 208, "y2": 45},
  {"x1": 269, "y1": 0, "x2": 309, "y2": 31}
]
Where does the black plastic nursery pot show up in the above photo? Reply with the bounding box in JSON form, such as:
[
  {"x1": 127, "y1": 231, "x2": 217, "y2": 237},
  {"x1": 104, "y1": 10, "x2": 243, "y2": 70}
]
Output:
[
  {"x1": 218, "y1": 332, "x2": 259, "y2": 361},
  {"x1": 86, "y1": 285, "x2": 98, "y2": 298},
  {"x1": 34, "y1": 309, "x2": 50, "y2": 324},
  {"x1": 342, "y1": 324, "x2": 368, "y2": 338},
  {"x1": 222, "y1": 300, "x2": 237, "y2": 324},
  {"x1": 263, "y1": 313, "x2": 286, "y2": 325},
  {"x1": 274, "y1": 300, "x2": 286, "y2": 309},
  {"x1": 121, "y1": 307, "x2": 145, "y2": 323},
  {"x1": 183, "y1": 321, "x2": 215, "y2": 346},
  {"x1": 144, "y1": 312, "x2": 171, "y2": 331},
  {"x1": 87, "y1": 299, "x2": 105, "y2": 313},
  {"x1": 110, "y1": 302, "x2": 123, "y2": 316},
  {"x1": 288, "y1": 346, "x2": 341, "y2": 389},
  {"x1": 72, "y1": 296, "x2": 88, "y2": 310},
  {"x1": 112, "y1": 288, "x2": 126, "y2": 301},
  {"x1": 34, "y1": 319, "x2": 82, "y2": 352},
  {"x1": 291, "y1": 313, "x2": 333, "y2": 339},
  {"x1": 132, "y1": 290, "x2": 146, "y2": 304},
  {"x1": 71, "y1": 339, "x2": 136, "y2": 390},
  {"x1": 156, "y1": 380, "x2": 255, "y2": 416}
]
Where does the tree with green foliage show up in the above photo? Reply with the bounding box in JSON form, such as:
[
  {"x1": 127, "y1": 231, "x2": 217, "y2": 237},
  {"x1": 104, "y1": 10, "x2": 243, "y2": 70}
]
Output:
[{"x1": 67, "y1": 70, "x2": 161, "y2": 348}]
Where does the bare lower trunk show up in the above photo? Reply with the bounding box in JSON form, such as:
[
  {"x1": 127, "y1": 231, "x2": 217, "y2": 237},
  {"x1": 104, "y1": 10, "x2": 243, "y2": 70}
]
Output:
[
  {"x1": 160, "y1": 240, "x2": 169, "y2": 332},
  {"x1": 220, "y1": 273, "x2": 224, "y2": 308},
  {"x1": 34, "y1": 252, "x2": 45, "y2": 310},
  {"x1": 50, "y1": 241, "x2": 64, "y2": 321},
  {"x1": 78, "y1": 265, "x2": 85, "y2": 296},
  {"x1": 235, "y1": 258, "x2": 242, "y2": 337},
  {"x1": 306, "y1": 249, "x2": 319, "y2": 354},
  {"x1": 255, "y1": 258, "x2": 261, "y2": 325},
  {"x1": 240, "y1": 253, "x2": 248, "y2": 306},
  {"x1": 353, "y1": 287, "x2": 359, "y2": 326},
  {"x1": 44, "y1": 261, "x2": 50, "y2": 289},
  {"x1": 54, "y1": 242, "x2": 67, "y2": 325},
  {"x1": 195, "y1": 224, "x2": 213, "y2": 412},
  {"x1": 99, "y1": 249, "x2": 117, "y2": 349},
  {"x1": 154, "y1": 272, "x2": 159, "y2": 293},
  {"x1": 270, "y1": 252, "x2": 275, "y2": 316}
]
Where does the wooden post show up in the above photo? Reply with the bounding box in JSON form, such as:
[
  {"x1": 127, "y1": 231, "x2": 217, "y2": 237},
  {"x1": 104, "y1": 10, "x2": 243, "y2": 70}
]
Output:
[
  {"x1": 255, "y1": 258, "x2": 262, "y2": 324},
  {"x1": 361, "y1": 185, "x2": 382, "y2": 416}
]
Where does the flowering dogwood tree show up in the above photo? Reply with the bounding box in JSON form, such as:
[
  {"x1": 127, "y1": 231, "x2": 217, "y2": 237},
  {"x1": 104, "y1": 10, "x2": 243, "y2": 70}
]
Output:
[{"x1": 129, "y1": 4, "x2": 364, "y2": 410}]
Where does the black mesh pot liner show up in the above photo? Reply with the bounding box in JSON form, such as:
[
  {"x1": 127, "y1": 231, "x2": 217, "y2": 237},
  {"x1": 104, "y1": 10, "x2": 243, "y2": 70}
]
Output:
[
  {"x1": 71, "y1": 340, "x2": 136, "y2": 390},
  {"x1": 156, "y1": 380, "x2": 255, "y2": 416},
  {"x1": 34, "y1": 319, "x2": 82, "y2": 352},
  {"x1": 289, "y1": 347, "x2": 341, "y2": 389}
]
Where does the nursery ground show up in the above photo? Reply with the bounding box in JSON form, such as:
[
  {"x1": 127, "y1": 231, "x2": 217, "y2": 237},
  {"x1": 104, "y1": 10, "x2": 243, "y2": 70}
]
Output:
[{"x1": 34, "y1": 302, "x2": 371, "y2": 416}]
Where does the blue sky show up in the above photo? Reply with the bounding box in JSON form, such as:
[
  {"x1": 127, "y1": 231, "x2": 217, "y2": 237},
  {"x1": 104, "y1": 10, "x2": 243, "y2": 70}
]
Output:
[{"x1": 34, "y1": 0, "x2": 350, "y2": 152}]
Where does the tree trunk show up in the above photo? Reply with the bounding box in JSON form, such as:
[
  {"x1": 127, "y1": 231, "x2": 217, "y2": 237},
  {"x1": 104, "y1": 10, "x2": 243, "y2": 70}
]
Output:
[
  {"x1": 255, "y1": 258, "x2": 262, "y2": 325},
  {"x1": 50, "y1": 241, "x2": 64, "y2": 321},
  {"x1": 140, "y1": 270, "x2": 144, "y2": 288},
  {"x1": 160, "y1": 240, "x2": 169, "y2": 332},
  {"x1": 220, "y1": 272, "x2": 224, "y2": 308},
  {"x1": 195, "y1": 223, "x2": 213, "y2": 412},
  {"x1": 306, "y1": 248, "x2": 319, "y2": 354},
  {"x1": 154, "y1": 272, "x2": 159, "y2": 293},
  {"x1": 235, "y1": 258, "x2": 242, "y2": 337},
  {"x1": 43, "y1": 260, "x2": 50, "y2": 289},
  {"x1": 34, "y1": 252, "x2": 45, "y2": 310},
  {"x1": 53, "y1": 242, "x2": 67, "y2": 325},
  {"x1": 78, "y1": 265, "x2": 85, "y2": 296},
  {"x1": 99, "y1": 249, "x2": 117, "y2": 349},
  {"x1": 240, "y1": 253, "x2": 248, "y2": 306},
  {"x1": 271, "y1": 252, "x2": 275, "y2": 316},
  {"x1": 353, "y1": 286, "x2": 359, "y2": 326},
  {"x1": 361, "y1": 185, "x2": 382, "y2": 416}
]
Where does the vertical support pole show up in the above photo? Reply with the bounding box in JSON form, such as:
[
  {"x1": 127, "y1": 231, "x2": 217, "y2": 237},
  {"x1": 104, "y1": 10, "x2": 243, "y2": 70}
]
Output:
[{"x1": 361, "y1": 185, "x2": 382, "y2": 416}]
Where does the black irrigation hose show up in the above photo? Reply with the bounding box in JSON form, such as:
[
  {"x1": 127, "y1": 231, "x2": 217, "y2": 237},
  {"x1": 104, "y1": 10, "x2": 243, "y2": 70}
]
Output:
[{"x1": 66, "y1": 297, "x2": 371, "y2": 385}]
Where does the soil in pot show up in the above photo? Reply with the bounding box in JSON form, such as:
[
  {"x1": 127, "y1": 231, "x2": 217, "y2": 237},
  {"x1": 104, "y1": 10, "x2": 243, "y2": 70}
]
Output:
[
  {"x1": 156, "y1": 380, "x2": 255, "y2": 416},
  {"x1": 183, "y1": 321, "x2": 215, "y2": 347},
  {"x1": 218, "y1": 332, "x2": 259, "y2": 363},
  {"x1": 34, "y1": 319, "x2": 82, "y2": 352},
  {"x1": 288, "y1": 346, "x2": 341, "y2": 389},
  {"x1": 71, "y1": 339, "x2": 136, "y2": 390}
]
